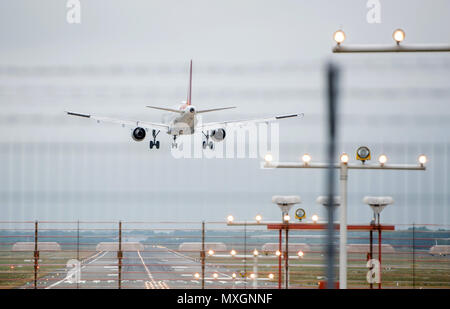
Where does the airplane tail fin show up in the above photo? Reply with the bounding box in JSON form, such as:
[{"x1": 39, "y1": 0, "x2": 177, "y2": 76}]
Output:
[{"x1": 186, "y1": 60, "x2": 192, "y2": 105}]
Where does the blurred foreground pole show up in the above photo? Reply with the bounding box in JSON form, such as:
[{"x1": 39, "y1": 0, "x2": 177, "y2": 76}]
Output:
[{"x1": 326, "y1": 62, "x2": 339, "y2": 289}]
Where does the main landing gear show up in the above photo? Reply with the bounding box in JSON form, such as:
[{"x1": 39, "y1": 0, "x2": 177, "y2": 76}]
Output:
[
  {"x1": 202, "y1": 131, "x2": 214, "y2": 150},
  {"x1": 149, "y1": 130, "x2": 160, "y2": 149}
]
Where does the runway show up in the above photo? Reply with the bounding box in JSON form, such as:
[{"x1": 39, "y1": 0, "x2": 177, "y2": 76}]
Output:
[{"x1": 29, "y1": 245, "x2": 275, "y2": 289}]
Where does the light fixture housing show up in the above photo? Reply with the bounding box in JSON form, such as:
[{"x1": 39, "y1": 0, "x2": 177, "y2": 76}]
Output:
[
  {"x1": 302, "y1": 153, "x2": 311, "y2": 165},
  {"x1": 418, "y1": 154, "x2": 427, "y2": 166},
  {"x1": 264, "y1": 153, "x2": 273, "y2": 162},
  {"x1": 356, "y1": 146, "x2": 371, "y2": 163},
  {"x1": 393, "y1": 29, "x2": 405, "y2": 44},
  {"x1": 334, "y1": 30, "x2": 346, "y2": 45},
  {"x1": 340, "y1": 153, "x2": 349, "y2": 163},
  {"x1": 378, "y1": 154, "x2": 387, "y2": 166}
]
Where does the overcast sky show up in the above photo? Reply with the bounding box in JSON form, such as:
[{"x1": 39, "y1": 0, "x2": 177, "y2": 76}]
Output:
[{"x1": 0, "y1": 1, "x2": 449, "y2": 226}]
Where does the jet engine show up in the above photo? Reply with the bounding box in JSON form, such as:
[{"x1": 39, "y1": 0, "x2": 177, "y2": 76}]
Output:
[
  {"x1": 211, "y1": 128, "x2": 226, "y2": 142},
  {"x1": 132, "y1": 127, "x2": 146, "y2": 141}
]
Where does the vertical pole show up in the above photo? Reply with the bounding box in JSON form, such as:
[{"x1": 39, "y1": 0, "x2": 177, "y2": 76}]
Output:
[
  {"x1": 278, "y1": 229, "x2": 282, "y2": 289},
  {"x1": 285, "y1": 226, "x2": 289, "y2": 289},
  {"x1": 325, "y1": 62, "x2": 338, "y2": 289},
  {"x1": 378, "y1": 214, "x2": 382, "y2": 289},
  {"x1": 201, "y1": 221, "x2": 205, "y2": 289},
  {"x1": 253, "y1": 254, "x2": 258, "y2": 289},
  {"x1": 244, "y1": 221, "x2": 247, "y2": 289},
  {"x1": 34, "y1": 221, "x2": 39, "y2": 289},
  {"x1": 369, "y1": 228, "x2": 373, "y2": 289},
  {"x1": 339, "y1": 163, "x2": 348, "y2": 289},
  {"x1": 77, "y1": 220, "x2": 80, "y2": 289},
  {"x1": 412, "y1": 223, "x2": 415, "y2": 289},
  {"x1": 118, "y1": 221, "x2": 122, "y2": 289}
]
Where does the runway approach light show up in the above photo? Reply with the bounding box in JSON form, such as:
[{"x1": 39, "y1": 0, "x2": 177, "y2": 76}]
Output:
[
  {"x1": 250, "y1": 273, "x2": 256, "y2": 279},
  {"x1": 227, "y1": 215, "x2": 234, "y2": 223},
  {"x1": 297, "y1": 251, "x2": 304, "y2": 258},
  {"x1": 418, "y1": 154, "x2": 427, "y2": 166},
  {"x1": 275, "y1": 250, "x2": 281, "y2": 257},
  {"x1": 264, "y1": 153, "x2": 273, "y2": 163},
  {"x1": 378, "y1": 154, "x2": 388, "y2": 166},
  {"x1": 356, "y1": 146, "x2": 371, "y2": 163},
  {"x1": 363, "y1": 196, "x2": 394, "y2": 216},
  {"x1": 230, "y1": 249, "x2": 237, "y2": 256},
  {"x1": 208, "y1": 249, "x2": 215, "y2": 256},
  {"x1": 302, "y1": 153, "x2": 311, "y2": 165},
  {"x1": 194, "y1": 272, "x2": 200, "y2": 279},
  {"x1": 232, "y1": 273, "x2": 237, "y2": 279},
  {"x1": 334, "y1": 30, "x2": 346, "y2": 45},
  {"x1": 340, "y1": 153, "x2": 349, "y2": 163},
  {"x1": 393, "y1": 29, "x2": 405, "y2": 44},
  {"x1": 213, "y1": 273, "x2": 219, "y2": 279},
  {"x1": 253, "y1": 249, "x2": 259, "y2": 256},
  {"x1": 272, "y1": 195, "x2": 301, "y2": 223},
  {"x1": 268, "y1": 273, "x2": 275, "y2": 280},
  {"x1": 311, "y1": 214, "x2": 319, "y2": 223},
  {"x1": 255, "y1": 215, "x2": 262, "y2": 223}
]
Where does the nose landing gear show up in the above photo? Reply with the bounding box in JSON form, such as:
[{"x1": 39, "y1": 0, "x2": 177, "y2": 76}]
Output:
[
  {"x1": 171, "y1": 135, "x2": 178, "y2": 149},
  {"x1": 149, "y1": 130, "x2": 160, "y2": 149}
]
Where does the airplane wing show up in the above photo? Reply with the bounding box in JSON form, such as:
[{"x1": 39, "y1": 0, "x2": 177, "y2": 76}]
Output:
[
  {"x1": 198, "y1": 113, "x2": 304, "y2": 130},
  {"x1": 66, "y1": 111, "x2": 169, "y2": 131}
]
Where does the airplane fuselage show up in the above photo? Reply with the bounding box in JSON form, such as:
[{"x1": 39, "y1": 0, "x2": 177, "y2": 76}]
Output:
[{"x1": 167, "y1": 105, "x2": 197, "y2": 136}]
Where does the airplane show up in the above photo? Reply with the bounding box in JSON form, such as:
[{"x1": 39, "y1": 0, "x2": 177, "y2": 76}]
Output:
[{"x1": 66, "y1": 60, "x2": 304, "y2": 150}]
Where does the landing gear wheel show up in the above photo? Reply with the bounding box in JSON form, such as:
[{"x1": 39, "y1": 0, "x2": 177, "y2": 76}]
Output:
[
  {"x1": 150, "y1": 130, "x2": 160, "y2": 150},
  {"x1": 202, "y1": 131, "x2": 214, "y2": 150},
  {"x1": 171, "y1": 135, "x2": 178, "y2": 149}
]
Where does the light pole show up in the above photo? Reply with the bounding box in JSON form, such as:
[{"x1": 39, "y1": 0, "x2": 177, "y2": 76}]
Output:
[
  {"x1": 272, "y1": 195, "x2": 301, "y2": 289},
  {"x1": 252, "y1": 249, "x2": 259, "y2": 289},
  {"x1": 363, "y1": 196, "x2": 394, "y2": 289},
  {"x1": 262, "y1": 151, "x2": 426, "y2": 288}
]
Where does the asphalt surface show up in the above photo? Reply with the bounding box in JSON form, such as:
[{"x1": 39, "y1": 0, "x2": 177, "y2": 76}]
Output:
[{"x1": 26, "y1": 245, "x2": 275, "y2": 289}]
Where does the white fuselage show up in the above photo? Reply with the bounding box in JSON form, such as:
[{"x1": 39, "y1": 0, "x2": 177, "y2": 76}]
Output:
[{"x1": 166, "y1": 105, "x2": 197, "y2": 136}]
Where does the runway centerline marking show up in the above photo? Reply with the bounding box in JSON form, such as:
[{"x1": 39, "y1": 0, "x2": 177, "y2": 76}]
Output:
[{"x1": 137, "y1": 250, "x2": 159, "y2": 288}]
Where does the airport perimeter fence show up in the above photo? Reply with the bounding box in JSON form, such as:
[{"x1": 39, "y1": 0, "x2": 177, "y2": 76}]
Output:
[{"x1": 0, "y1": 221, "x2": 448, "y2": 289}]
